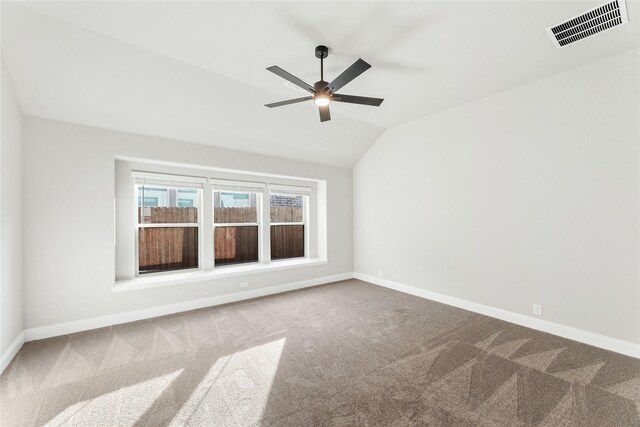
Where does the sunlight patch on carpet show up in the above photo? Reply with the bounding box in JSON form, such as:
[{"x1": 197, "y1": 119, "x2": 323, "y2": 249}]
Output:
[
  {"x1": 45, "y1": 370, "x2": 183, "y2": 426},
  {"x1": 170, "y1": 338, "x2": 286, "y2": 426}
]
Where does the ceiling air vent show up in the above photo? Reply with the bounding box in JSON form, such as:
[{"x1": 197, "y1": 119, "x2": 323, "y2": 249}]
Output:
[{"x1": 547, "y1": 0, "x2": 629, "y2": 48}]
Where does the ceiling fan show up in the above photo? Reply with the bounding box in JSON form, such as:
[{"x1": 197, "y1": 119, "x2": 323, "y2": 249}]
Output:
[{"x1": 265, "y1": 45, "x2": 384, "y2": 123}]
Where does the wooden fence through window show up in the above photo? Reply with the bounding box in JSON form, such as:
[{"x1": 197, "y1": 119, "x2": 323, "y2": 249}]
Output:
[{"x1": 138, "y1": 206, "x2": 304, "y2": 272}]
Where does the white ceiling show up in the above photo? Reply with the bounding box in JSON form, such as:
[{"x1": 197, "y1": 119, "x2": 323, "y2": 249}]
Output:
[{"x1": 2, "y1": 1, "x2": 639, "y2": 167}]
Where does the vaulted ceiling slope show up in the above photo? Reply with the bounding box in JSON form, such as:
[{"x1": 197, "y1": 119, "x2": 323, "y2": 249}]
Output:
[{"x1": 2, "y1": 1, "x2": 638, "y2": 167}]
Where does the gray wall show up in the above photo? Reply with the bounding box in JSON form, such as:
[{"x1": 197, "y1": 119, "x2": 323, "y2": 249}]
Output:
[
  {"x1": 1, "y1": 56, "x2": 24, "y2": 356},
  {"x1": 22, "y1": 117, "x2": 353, "y2": 329},
  {"x1": 354, "y1": 49, "x2": 640, "y2": 344}
]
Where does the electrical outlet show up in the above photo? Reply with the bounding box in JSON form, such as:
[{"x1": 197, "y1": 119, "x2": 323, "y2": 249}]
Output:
[
  {"x1": 378, "y1": 269, "x2": 383, "y2": 277},
  {"x1": 240, "y1": 282, "x2": 249, "y2": 288},
  {"x1": 533, "y1": 304, "x2": 542, "y2": 316}
]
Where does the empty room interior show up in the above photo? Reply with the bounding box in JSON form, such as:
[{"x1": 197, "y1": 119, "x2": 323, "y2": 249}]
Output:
[{"x1": 1, "y1": 1, "x2": 640, "y2": 426}]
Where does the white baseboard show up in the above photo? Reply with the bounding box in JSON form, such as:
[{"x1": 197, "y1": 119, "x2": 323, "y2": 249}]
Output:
[
  {"x1": 1, "y1": 331, "x2": 25, "y2": 374},
  {"x1": 17, "y1": 272, "x2": 640, "y2": 361},
  {"x1": 24, "y1": 272, "x2": 353, "y2": 342},
  {"x1": 354, "y1": 273, "x2": 640, "y2": 359}
]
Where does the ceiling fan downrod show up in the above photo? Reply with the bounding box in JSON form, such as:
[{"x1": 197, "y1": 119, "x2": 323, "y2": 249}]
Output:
[{"x1": 315, "y1": 45, "x2": 328, "y2": 82}]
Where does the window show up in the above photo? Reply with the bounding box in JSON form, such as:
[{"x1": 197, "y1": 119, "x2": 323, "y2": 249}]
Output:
[
  {"x1": 136, "y1": 182, "x2": 202, "y2": 275},
  {"x1": 121, "y1": 167, "x2": 320, "y2": 282},
  {"x1": 270, "y1": 190, "x2": 307, "y2": 260},
  {"x1": 213, "y1": 189, "x2": 260, "y2": 266}
]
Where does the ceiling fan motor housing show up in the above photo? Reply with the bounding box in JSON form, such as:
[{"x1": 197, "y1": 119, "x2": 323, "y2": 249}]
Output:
[{"x1": 314, "y1": 80, "x2": 329, "y2": 92}]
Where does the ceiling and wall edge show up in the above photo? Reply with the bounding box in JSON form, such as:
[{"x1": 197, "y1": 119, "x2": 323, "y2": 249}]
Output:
[
  {"x1": 2, "y1": 1, "x2": 637, "y2": 168},
  {"x1": 355, "y1": 46, "x2": 640, "y2": 168},
  {"x1": 6, "y1": 47, "x2": 638, "y2": 172}
]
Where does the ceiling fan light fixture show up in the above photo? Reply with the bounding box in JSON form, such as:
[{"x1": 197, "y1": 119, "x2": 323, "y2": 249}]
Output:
[
  {"x1": 264, "y1": 45, "x2": 384, "y2": 122},
  {"x1": 314, "y1": 93, "x2": 331, "y2": 106}
]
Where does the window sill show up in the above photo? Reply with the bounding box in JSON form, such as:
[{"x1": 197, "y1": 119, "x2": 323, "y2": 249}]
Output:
[{"x1": 113, "y1": 258, "x2": 328, "y2": 292}]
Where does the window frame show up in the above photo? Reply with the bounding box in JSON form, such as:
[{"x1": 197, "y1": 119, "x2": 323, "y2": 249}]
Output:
[
  {"x1": 134, "y1": 181, "x2": 204, "y2": 277},
  {"x1": 127, "y1": 171, "x2": 316, "y2": 280},
  {"x1": 212, "y1": 188, "x2": 263, "y2": 267},
  {"x1": 269, "y1": 190, "x2": 309, "y2": 261}
]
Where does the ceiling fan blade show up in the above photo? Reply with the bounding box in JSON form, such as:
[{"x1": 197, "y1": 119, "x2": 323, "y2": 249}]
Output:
[
  {"x1": 332, "y1": 94, "x2": 384, "y2": 107},
  {"x1": 265, "y1": 96, "x2": 313, "y2": 108},
  {"x1": 266, "y1": 66, "x2": 316, "y2": 94},
  {"x1": 326, "y1": 58, "x2": 371, "y2": 93},
  {"x1": 319, "y1": 105, "x2": 331, "y2": 122}
]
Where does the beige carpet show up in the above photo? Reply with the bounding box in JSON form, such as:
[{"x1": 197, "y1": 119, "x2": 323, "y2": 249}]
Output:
[{"x1": 1, "y1": 279, "x2": 639, "y2": 426}]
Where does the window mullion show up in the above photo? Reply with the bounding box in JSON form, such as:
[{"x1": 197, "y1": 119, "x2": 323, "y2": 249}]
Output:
[
  {"x1": 202, "y1": 185, "x2": 213, "y2": 271},
  {"x1": 262, "y1": 187, "x2": 271, "y2": 264},
  {"x1": 304, "y1": 194, "x2": 309, "y2": 259},
  {"x1": 138, "y1": 223, "x2": 200, "y2": 228},
  {"x1": 213, "y1": 223, "x2": 259, "y2": 227}
]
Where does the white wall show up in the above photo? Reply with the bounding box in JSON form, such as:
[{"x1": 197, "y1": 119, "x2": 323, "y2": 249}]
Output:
[
  {"x1": 23, "y1": 117, "x2": 353, "y2": 329},
  {"x1": 354, "y1": 49, "x2": 640, "y2": 345},
  {"x1": 1, "y1": 56, "x2": 24, "y2": 356}
]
